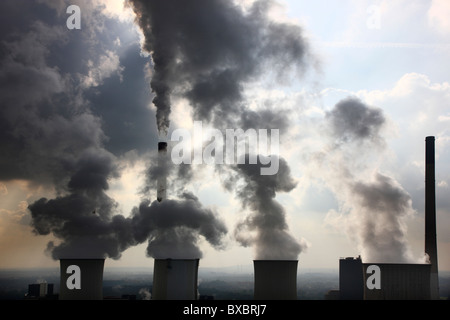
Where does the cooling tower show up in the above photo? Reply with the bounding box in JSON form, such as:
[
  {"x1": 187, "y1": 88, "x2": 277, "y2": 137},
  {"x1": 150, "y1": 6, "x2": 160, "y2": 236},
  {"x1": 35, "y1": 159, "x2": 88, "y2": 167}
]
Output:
[
  {"x1": 157, "y1": 142, "x2": 168, "y2": 202},
  {"x1": 59, "y1": 259, "x2": 104, "y2": 300},
  {"x1": 362, "y1": 263, "x2": 431, "y2": 300},
  {"x1": 425, "y1": 136, "x2": 439, "y2": 299},
  {"x1": 152, "y1": 259, "x2": 199, "y2": 300},
  {"x1": 253, "y1": 260, "x2": 298, "y2": 300}
]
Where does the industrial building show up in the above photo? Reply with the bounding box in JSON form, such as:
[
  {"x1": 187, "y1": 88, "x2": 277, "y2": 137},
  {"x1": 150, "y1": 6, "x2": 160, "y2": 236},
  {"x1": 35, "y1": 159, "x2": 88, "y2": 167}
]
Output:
[
  {"x1": 339, "y1": 256, "x2": 364, "y2": 300},
  {"x1": 362, "y1": 263, "x2": 431, "y2": 300},
  {"x1": 26, "y1": 282, "x2": 55, "y2": 300},
  {"x1": 51, "y1": 137, "x2": 439, "y2": 300},
  {"x1": 336, "y1": 137, "x2": 440, "y2": 300}
]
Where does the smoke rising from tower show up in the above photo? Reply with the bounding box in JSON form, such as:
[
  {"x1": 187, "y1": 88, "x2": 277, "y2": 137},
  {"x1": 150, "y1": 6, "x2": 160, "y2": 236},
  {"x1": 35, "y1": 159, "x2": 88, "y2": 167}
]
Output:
[
  {"x1": 318, "y1": 97, "x2": 415, "y2": 263},
  {"x1": 130, "y1": 193, "x2": 227, "y2": 259},
  {"x1": 129, "y1": 0, "x2": 315, "y2": 260},
  {"x1": 17, "y1": 0, "x2": 313, "y2": 259},
  {"x1": 128, "y1": 0, "x2": 313, "y2": 134},
  {"x1": 226, "y1": 155, "x2": 307, "y2": 260}
]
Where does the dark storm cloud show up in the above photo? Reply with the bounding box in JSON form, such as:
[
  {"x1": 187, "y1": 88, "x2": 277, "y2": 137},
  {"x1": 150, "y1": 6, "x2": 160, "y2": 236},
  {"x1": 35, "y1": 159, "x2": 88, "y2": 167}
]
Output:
[{"x1": 128, "y1": 0, "x2": 312, "y2": 135}]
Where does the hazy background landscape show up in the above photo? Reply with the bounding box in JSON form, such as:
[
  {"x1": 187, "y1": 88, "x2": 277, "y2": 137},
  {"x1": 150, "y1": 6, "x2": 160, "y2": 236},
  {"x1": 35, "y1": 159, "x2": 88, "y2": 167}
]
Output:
[{"x1": 1, "y1": 266, "x2": 449, "y2": 300}]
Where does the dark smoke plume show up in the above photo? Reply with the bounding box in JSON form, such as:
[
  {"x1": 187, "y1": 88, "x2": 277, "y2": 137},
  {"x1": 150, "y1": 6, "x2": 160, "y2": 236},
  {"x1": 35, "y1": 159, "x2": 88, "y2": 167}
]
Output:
[
  {"x1": 6, "y1": 0, "x2": 313, "y2": 261},
  {"x1": 129, "y1": 0, "x2": 314, "y2": 259},
  {"x1": 327, "y1": 97, "x2": 386, "y2": 145},
  {"x1": 130, "y1": 193, "x2": 227, "y2": 259},
  {"x1": 128, "y1": 0, "x2": 312, "y2": 135},
  {"x1": 28, "y1": 149, "x2": 136, "y2": 260},
  {"x1": 228, "y1": 155, "x2": 307, "y2": 260}
]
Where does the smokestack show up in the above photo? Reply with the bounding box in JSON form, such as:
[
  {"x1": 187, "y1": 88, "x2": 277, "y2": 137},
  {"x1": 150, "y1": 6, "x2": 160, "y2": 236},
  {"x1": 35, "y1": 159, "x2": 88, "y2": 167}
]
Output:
[
  {"x1": 425, "y1": 136, "x2": 439, "y2": 299},
  {"x1": 157, "y1": 142, "x2": 168, "y2": 202},
  {"x1": 59, "y1": 259, "x2": 105, "y2": 300},
  {"x1": 152, "y1": 259, "x2": 199, "y2": 300},
  {"x1": 253, "y1": 260, "x2": 298, "y2": 300}
]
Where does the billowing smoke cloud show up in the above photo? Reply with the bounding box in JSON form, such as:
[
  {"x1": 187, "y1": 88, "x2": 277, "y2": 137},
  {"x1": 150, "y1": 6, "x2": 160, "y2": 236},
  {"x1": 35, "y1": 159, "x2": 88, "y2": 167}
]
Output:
[
  {"x1": 350, "y1": 173, "x2": 414, "y2": 262},
  {"x1": 0, "y1": 1, "x2": 188, "y2": 261},
  {"x1": 327, "y1": 97, "x2": 386, "y2": 145},
  {"x1": 28, "y1": 148, "x2": 133, "y2": 259},
  {"x1": 1, "y1": 0, "x2": 309, "y2": 262},
  {"x1": 128, "y1": 0, "x2": 312, "y2": 135},
  {"x1": 129, "y1": 0, "x2": 313, "y2": 259},
  {"x1": 0, "y1": 9, "x2": 133, "y2": 260},
  {"x1": 227, "y1": 155, "x2": 307, "y2": 260},
  {"x1": 130, "y1": 193, "x2": 227, "y2": 259},
  {"x1": 319, "y1": 97, "x2": 415, "y2": 263}
]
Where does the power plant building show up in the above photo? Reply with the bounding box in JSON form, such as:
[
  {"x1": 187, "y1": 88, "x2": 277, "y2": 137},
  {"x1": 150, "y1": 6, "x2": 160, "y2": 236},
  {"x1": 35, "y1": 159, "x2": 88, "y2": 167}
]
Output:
[
  {"x1": 339, "y1": 257, "x2": 364, "y2": 300},
  {"x1": 336, "y1": 137, "x2": 440, "y2": 300},
  {"x1": 362, "y1": 263, "x2": 431, "y2": 300}
]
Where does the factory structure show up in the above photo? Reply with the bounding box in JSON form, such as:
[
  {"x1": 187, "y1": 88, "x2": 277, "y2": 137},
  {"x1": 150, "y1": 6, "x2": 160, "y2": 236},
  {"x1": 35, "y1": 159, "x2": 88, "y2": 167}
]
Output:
[
  {"x1": 338, "y1": 257, "x2": 432, "y2": 300},
  {"x1": 336, "y1": 136, "x2": 440, "y2": 300},
  {"x1": 53, "y1": 137, "x2": 439, "y2": 300}
]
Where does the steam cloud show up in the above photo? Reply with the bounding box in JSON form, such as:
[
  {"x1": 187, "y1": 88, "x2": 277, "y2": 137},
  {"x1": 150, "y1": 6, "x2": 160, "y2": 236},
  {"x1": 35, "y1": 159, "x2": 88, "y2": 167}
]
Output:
[
  {"x1": 320, "y1": 97, "x2": 415, "y2": 263},
  {"x1": 225, "y1": 155, "x2": 307, "y2": 260}
]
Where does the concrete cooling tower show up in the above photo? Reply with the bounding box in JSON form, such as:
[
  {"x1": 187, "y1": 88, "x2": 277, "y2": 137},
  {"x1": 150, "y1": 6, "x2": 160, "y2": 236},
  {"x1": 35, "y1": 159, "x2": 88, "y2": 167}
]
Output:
[
  {"x1": 253, "y1": 260, "x2": 298, "y2": 300},
  {"x1": 59, "y1": 259, "x2": 105, "y2": 300},
  {"x1": 152, "y1": 259, "x2": 199, "y2": 300}
]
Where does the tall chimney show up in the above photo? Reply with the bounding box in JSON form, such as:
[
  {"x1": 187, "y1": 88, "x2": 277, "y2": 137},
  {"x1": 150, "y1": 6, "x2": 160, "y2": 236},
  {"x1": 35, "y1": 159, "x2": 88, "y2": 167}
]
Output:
[
  {"x1": 253, "y1": 260, "x2": 298, "y2": 300},
  {"x1": 152, "y1": 259, "x2": 199, "y2": 300},
  {"x1": 425, "y1": 136, "x2": 439, "y2": 299},
  {"x1": 157, "y1": 142, "x2": 168, "y2": 202},
  {"x1": 59, "y1": 259, "x2": 105, "y2": 300}
]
